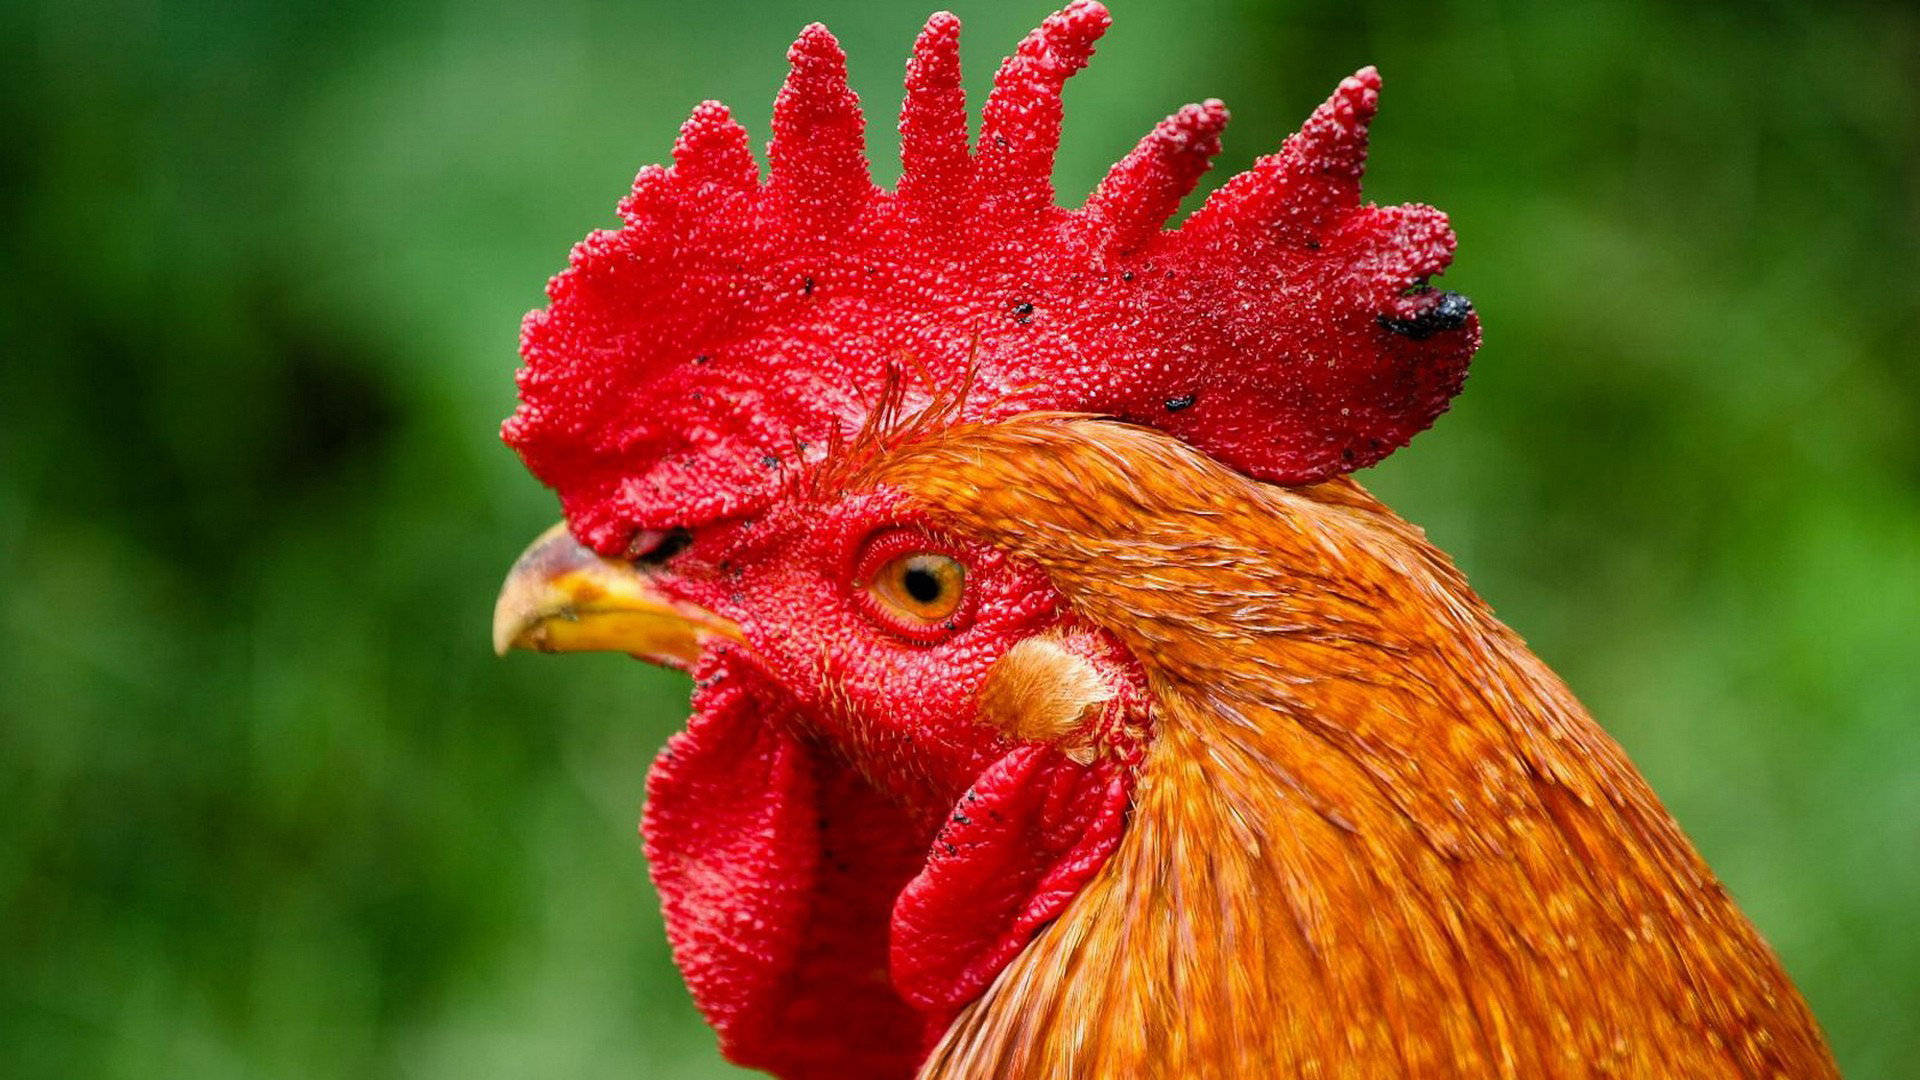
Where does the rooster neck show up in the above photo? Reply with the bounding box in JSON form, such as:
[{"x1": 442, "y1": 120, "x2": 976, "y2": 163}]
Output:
[
  {"x1": 926, "y1": 567, "x2": 1832, "y2": 1078},
  {"x1": 859, "y1": 416, "x2": 1836, "y2": 1080}
]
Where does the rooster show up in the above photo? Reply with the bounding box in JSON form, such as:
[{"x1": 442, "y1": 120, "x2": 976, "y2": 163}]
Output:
[{"x1": 489, "y1": 5, "x2": 1838, "y2": 1078}]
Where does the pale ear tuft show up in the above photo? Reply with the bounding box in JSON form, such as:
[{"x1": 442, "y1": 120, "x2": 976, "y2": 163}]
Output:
[{"x1": 978, "y1": 633, "x2": 1117, "y2": 750}]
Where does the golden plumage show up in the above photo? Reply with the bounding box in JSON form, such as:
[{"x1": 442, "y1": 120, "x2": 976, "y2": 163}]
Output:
[{"x1": 854, "y1": 414, "x2": 1836, "y2": 1079}]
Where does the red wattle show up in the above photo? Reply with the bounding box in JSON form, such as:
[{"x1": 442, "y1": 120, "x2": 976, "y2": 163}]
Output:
[
  {"x1": 643, "y1": 670, "x2": 1137, "y2": 1075},
  {"x1": 642, "y1": 674, "x2": 927, "y2": 1079},
  {"x1": 889, "y1": 745, "x2": 1132, "y2": 1028}
]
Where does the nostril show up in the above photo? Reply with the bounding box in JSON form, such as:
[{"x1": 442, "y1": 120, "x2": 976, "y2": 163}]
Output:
[{"x1": 628, "y1": 527, "x2": 694, "y2": 565}]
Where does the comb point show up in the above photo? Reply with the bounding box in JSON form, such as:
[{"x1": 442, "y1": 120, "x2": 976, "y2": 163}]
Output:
[
  {"x1": 1187, "y1": 67, "x2": 1385, "y2": 243},
  {"x1": 899, "y1": 11, "x2": 970, "y2": 217},
  {"x1": 769, "y1": 22, "x2": 872, "y2": 232},
  {"x1": 974, "y1": 1, "x2": 1113, "y2": 219},
  {"x1": 1083, "y1": 99, "x2": 1230, "y2": 254},
  {"x1": 672, "y1": 101, "x2": 758, "y2": 191}
]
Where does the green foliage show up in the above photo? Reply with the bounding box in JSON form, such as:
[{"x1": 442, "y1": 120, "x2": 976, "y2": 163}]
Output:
[{"x1": 2, "y1": 0, "x2": 1914, "y2": 1076}]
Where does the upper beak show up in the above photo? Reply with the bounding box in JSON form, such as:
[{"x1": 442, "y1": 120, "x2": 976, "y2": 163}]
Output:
[{"x1": 491, "y1": 522, "x2": 743, "y2": 667}]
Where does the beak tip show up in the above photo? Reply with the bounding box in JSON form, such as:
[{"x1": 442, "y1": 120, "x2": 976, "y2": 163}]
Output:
[{"x1": 491, "y1": 596, "x2": 527, "y2": 657}]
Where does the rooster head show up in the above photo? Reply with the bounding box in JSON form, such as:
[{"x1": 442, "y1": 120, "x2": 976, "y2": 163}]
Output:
[{"x1": 492, "y1": 4, "x2": 1477, "y2": 1075}]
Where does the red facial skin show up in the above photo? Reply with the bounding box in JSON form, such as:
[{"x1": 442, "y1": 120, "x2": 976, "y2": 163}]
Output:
[{"x1": 636, "y1": 484, "x2": 1144, "y2": 1078}]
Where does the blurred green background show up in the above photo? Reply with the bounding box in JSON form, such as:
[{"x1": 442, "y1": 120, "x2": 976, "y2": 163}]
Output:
[{"x1": 3, "y1": 0, "x2": 1915, "y2": 1075}]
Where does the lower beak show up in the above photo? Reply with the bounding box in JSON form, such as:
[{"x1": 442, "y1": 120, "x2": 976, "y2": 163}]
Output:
[{"x1": 491, "y1": 522, "x2": 743, "y2": 667}]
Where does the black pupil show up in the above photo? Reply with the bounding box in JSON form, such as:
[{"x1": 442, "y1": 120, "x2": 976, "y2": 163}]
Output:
[{"x1": 902, "y1": 563, "x2": 944, "y2": 605}]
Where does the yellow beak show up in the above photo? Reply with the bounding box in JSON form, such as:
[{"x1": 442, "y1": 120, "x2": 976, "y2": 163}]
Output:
[{"x1": 491, "y1": 522, "x2": 743, "y2": 665}]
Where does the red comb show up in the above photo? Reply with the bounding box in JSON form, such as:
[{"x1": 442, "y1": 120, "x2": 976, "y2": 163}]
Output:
[{"x1": 506, "y1": 2, "x2": 1480, "y2": 554}]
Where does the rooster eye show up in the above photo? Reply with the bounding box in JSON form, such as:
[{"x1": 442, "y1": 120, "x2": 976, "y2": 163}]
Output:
[{"x1": 869, "y1": 552, "x2": 965, "y2": 627}]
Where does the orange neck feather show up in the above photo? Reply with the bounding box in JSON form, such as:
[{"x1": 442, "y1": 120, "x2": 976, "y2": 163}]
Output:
[{"x1": 863, "y1": 415, "x2": 1835, "y2": 1079}]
